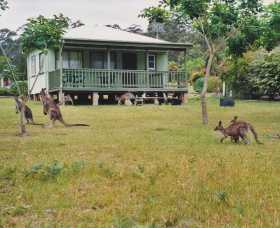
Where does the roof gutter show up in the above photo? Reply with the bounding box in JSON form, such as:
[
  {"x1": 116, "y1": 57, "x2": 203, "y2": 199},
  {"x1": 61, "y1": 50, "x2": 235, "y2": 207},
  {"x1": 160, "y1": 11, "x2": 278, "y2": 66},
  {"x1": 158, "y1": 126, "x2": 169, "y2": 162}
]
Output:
[{"x1": 63, "y1": 38, "x2": 192, "y2": 51}]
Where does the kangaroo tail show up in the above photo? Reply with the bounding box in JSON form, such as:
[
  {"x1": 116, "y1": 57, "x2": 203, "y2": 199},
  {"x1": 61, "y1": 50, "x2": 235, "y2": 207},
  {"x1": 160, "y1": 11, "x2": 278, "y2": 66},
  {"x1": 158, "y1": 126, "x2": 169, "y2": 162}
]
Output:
[
  {"x1": 249, "y1": 124, "x2": 263, "y2": 144},
  {"x1": 66, "y1": 124, "x2": 90, "y2": 127},
  {"x1": 59, "y1": 118, "x2": 89, "y2": 127},
  {"x1": 30, "y1": 122, "x2": 45, "y2": 126}
]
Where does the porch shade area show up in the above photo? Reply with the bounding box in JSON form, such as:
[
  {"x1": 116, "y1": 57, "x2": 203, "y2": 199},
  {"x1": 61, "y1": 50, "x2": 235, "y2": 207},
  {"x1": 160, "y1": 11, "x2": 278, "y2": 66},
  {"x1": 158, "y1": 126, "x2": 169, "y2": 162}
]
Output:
[{"x1": 49, "y1": 44, "x2": 188, "y2": 92}]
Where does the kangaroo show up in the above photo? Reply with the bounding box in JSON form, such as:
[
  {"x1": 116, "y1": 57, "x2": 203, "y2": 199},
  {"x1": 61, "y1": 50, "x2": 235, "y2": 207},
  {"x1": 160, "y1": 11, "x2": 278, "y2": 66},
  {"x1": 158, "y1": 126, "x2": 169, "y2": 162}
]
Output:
[
  {"x1": 40, "y1": 89, "x2": 89, "y2": 128},
  {"x1": 15, "y1": 96, "x2": 44, "y2": 126},
  {"x1": 15, "y1": 96, "x2": 34, "y2": 124},
  {"x1": 214, "y1": 121, "x2": 250, "y2": 144},
  {"x1": 229, "y1": 116, "x2": 262, "y2": 144}
]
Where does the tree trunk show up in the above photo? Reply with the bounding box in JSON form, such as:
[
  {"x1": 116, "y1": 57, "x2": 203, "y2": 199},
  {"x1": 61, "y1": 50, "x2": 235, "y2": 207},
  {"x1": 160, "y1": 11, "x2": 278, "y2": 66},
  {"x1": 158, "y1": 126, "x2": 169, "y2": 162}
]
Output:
[{"x1": 200, "y1": 51, "x2": 214, "y2": 125}]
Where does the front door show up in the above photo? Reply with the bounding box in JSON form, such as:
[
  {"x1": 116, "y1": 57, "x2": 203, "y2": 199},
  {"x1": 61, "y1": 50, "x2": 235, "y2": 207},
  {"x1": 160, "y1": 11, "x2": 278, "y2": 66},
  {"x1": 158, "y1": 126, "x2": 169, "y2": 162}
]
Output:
[
  {"x1": 122, "y1": 53, "x2": 137, "y2": 87},
  {"x1": 122, "y1": 53, "x2": 137, "y2": 70}
]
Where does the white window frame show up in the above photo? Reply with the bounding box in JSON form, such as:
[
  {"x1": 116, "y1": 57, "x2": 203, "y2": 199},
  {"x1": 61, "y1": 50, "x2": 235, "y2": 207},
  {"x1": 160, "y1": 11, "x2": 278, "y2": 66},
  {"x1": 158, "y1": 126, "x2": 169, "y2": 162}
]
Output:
[{"x1": 147, "y1": 54, "x2": 156, "y2": 71}]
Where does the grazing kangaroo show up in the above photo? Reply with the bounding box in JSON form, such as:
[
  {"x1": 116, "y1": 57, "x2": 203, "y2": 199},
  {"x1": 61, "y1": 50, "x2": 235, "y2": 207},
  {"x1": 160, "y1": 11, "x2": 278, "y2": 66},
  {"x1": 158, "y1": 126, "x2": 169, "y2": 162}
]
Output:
[
  {"x1": 230, "y1": 116, "x2": 262, "y2": 144},
  {"x1": 214, "y1": 119, "x2": 262, "y2": 144},
  {"x1": 214, "y1": 121, "x2": 249, "y2": 144},
  {"x1": 40, "y1": 89, "x2": 89, "y2": 128},
  {"x1": 118, "y1": 92, "x2": 135, "y2": 105}
]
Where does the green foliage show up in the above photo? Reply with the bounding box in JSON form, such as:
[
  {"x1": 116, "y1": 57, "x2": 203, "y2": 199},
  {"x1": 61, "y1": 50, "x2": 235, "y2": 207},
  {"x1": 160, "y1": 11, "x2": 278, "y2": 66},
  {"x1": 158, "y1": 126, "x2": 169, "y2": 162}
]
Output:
[
  {"x1": 0, "y1": 0, "x2": 8, "y2": 13},
  {"x1": 168, "y1": 61, "x2": 180, "y2": 71},
  {"x1": 169, "y1": 0, "x2": 210, "y2": 19},
  {"x1": 248, "y1": 51, "x2": 280, "y2": 98},
  {"x1": 186, "y1": 58, "x2": 205, "y2": 76},
  {"x1": 193, "y1": 77, "x2": 204, "y2": 93},
  {"x1": 139, "y1": 6, "x2": 170, "y2": 23},
  {"x1": 193, "y1": 76, "x2": 221, "y2": 93},
  {"x1": 222, "y1": 48, "x2": 280, "y2": 99},
  {"x1": 25, "y1": 161, "x2": 64, "y2": 181},
  {"x1": 190, "y1": 70, "x2": 204, "y2": 84},
  {"x1": 0, "y1": 87, "x2": 12, "y2": 96},
  {"x1": 260, "y1": 3, "x2": 280, "y2": 51},
  {"x1": 10, "y1": 81, "x2": 27, "y2": 95},
  {"x1": 227, "y1": 15, "x2": 263, "y2": 57},
  {"x1": 24, "y1": 160, "x2": 86, "y2": 181},
  {"x1": 208, "y1": 77, "x2": 222, "y2": 93},
  {"x1": 20, "y1": 14, "x2": 83, "y2": 54}
]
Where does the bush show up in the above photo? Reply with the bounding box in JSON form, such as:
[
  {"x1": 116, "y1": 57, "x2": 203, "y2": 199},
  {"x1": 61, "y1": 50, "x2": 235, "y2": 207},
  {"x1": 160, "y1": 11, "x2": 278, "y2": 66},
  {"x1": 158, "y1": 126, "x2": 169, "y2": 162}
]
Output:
[
  {"x1": 248, "y1": 52, "x2": 280, "y2": 98},
  {"x1": 193, "y1": 76, "x2": 221, "y2": 93},
  {"x1": 0, "y1": 88, "x2": 13, "y2": 96},
  {"x1": 190, "y1": 70, "x2": 204, "y2": 84},
  {"x1": 208, "y1": 77, "x2": 222, "y2": 93},
  {"x1": 169, "y1": 61, "x2": 180, "y2": 71},
  {"x1": 193, "y1": 77, "x2": 204, "y2": 93},
  {"x1": 10, "y1": 81, "x2": 28, "y2": 96}
]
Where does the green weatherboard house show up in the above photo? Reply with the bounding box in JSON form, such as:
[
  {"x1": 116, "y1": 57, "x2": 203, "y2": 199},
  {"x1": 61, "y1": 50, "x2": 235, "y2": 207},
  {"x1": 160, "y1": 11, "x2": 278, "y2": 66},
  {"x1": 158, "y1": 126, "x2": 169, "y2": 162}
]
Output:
[{"x1": 27, "y1": 25, "x2": 191, "y2": 104}]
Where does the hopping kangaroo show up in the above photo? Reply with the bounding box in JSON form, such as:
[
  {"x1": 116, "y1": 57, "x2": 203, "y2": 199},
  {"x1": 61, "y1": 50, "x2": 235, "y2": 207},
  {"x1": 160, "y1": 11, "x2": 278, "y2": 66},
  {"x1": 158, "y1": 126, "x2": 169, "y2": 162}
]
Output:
[
  {"x1": 214, "y1": 118, "x2": 262, "y2": 144},
  {"x1": 40, "y1": 89, "x2": 89, "y2": 128}
]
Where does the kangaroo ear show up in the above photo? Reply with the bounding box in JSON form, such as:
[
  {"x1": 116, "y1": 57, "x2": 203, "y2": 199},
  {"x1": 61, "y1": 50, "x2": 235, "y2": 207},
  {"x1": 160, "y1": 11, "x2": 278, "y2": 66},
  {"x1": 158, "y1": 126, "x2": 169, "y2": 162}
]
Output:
[
  {"x1": 218, "y1": 121, "x2": 222, "y2": 126},
  {"x1": 234, "y1": 116, "x2": 238, "y2": 120}
]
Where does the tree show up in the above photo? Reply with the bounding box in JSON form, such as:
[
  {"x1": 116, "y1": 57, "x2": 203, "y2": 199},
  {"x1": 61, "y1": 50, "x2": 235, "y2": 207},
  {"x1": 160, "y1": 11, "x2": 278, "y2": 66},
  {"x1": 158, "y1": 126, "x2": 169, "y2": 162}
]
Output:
[
  {"x1": 142, "y1": 0, "x2": 263, "y2": 124},
  {"x1": 0, "y1": 29, "x2": 26, "y2": 80},
  {"x1": 20, "y1": 14, "x2": 84, "y2": 54},
  {"x1": 260, "y1": 2, "x2": 280, "y2": 51},
  {"x1": 0, "y1": 0, "x2": 8, "y2": 13}
]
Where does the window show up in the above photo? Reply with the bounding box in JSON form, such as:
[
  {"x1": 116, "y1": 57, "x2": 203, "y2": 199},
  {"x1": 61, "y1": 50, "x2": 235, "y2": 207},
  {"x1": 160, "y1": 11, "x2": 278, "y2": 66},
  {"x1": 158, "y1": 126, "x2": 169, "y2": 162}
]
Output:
[
  {"x1": 55, "y1": 51, "x2": 59, "y2": 70},
  {"x1": 148, "y1": 54, "x2": 156, "y2": 70},
  {"x1": 110, "y1": 52, "x2": 117, "y2": 69},
  {"x1": 31, "y1": 55, "x2": 36, "y2": 76},
  {"x1": 63, "y1": 52, "x2": 69, "y2": 68},
  {"x1": 39, "y1": 53, "x2": 45, "y2": 74},
  {"x1": 91, "y1": 51, "x2": 106, "y2": 69},
  {"x1": 62, "y1": 51, "x2": 83, "y2": 69}
]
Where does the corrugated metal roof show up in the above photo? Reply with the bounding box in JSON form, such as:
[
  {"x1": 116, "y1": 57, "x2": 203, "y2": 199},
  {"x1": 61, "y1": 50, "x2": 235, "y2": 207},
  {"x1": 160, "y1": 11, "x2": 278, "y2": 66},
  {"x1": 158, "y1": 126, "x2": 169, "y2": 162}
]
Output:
[{"x1": 64, "y1": 25, "x2": 191, "y2": 46}]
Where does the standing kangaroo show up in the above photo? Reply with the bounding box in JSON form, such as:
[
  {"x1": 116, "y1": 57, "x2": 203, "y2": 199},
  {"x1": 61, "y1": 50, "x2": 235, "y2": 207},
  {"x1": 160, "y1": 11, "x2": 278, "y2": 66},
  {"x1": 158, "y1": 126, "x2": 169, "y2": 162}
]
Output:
[
  {"x1": 214, "y1": 118, "x2": 262, "y2": 144},
  {"x1": 40, "y1": 89, "x2": 89, "y2": 128},
  {"x1": 15, "y1": 96, "x2": 34, "y2": 124}
]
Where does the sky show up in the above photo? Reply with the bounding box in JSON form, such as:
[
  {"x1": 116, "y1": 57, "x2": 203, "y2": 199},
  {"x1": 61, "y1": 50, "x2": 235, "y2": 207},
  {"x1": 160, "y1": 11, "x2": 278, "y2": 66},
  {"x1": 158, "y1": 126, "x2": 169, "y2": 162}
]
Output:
[
  {"x1": 0, "y1": 0, "x2": 159, "y2": 31},
  {"x1": 0, "y1": 0, "x2": 278, "y2": 32}
]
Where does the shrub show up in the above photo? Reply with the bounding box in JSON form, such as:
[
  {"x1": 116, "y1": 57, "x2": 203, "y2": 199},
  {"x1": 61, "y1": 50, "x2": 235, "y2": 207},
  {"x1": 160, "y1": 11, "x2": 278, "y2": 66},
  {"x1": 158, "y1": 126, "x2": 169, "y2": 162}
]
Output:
[
  {"x1": 248, "y1": 52, "x2": 280, "y2": 98},
  {"x1": 0, "y1": 88, "x2": 13, "y2": 96},
  {"x1": 10, "y1": 81, "x2": 28, "y2": 96},
  {"x1": 208, "y1": 77, "x2": 222, "y2": 93},
  {"x1": 193, "y1": 77, "x2": 204, "y2": 93},
  {"x1": 186, "y1": 57, "x2": 205, "y2": 76},
  {"x1": 169, "y1": 61, "x2": 180, "y2": 71},
  {"x1": 190, "y1": 71, "x2": 204, "y2": 84}
]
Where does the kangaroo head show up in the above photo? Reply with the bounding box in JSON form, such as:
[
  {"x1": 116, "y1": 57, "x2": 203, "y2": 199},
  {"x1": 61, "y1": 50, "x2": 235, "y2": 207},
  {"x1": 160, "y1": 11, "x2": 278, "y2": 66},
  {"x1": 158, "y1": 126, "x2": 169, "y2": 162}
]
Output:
[
  {"x1": 214, "y1": 121, "x2": 224, "y2": 131},
  {"x1": 230, "y1": 116, "x2": 238, "y2": 124}
]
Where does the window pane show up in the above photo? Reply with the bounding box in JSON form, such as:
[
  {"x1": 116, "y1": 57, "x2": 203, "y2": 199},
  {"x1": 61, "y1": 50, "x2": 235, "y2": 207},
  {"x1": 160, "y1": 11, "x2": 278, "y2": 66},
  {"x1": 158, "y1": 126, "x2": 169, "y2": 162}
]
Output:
[
  {"x1": 110, "y1": 52, "x2": 117, "y2": 69},
  {"x1": 69, "y1": 51, "x2": 82, "y2": 69},
  {"x1": 148, "y1": 55, "x2": 156, "y2": 70},
  {"x1": 91, "y1": 52, "x2": 106, "y2": 69},
  {"x1": 39, "y1": 53, "x2": 45, "y2": 73},
  {"x1": 55, "y1": 51, "x2": 59, "y2": 69},
  {"x1": 31, "y1": 56, "x2": 36, "y2": 75},
  {"x1": 63, "y1": 52, "x2": 69, "y2": 69}
]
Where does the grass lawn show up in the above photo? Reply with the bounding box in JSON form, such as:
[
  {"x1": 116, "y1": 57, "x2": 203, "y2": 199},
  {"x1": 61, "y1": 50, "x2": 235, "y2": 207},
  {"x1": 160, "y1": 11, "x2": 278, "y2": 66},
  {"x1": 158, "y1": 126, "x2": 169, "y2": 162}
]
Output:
[{"x1": 1, "y1": 97, "x2": 280, "y2": 227}]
